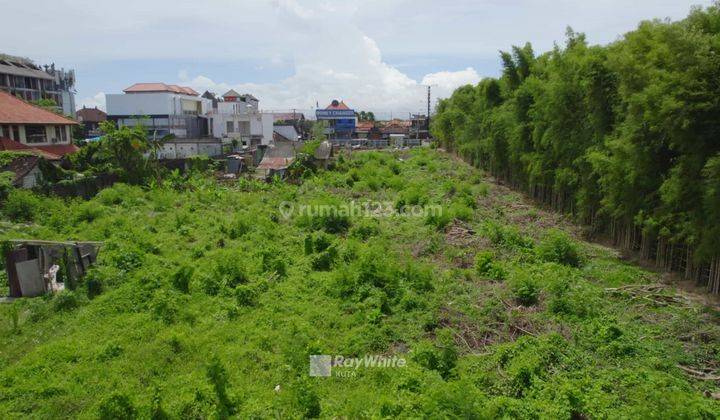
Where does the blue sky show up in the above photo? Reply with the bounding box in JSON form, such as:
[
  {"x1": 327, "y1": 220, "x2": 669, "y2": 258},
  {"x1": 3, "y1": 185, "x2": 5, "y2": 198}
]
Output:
[{"x1": 1, "y1": 0, "x2": 712, "y2": 118}]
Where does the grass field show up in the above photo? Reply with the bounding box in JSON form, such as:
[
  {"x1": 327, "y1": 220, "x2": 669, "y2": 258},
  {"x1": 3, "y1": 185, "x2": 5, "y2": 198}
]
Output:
[{"x1": 0, "y1": 148, "x2": 718, "y2": 418}]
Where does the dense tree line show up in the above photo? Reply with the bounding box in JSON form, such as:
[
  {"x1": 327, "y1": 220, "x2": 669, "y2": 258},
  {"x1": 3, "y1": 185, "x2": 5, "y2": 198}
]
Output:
[{"x1": 432, "y1": 4, "x2": 720, "y2": 291}]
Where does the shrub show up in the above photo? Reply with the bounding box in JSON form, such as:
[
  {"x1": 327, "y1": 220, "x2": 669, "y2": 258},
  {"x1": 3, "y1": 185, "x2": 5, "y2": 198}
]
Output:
[
  {"x1": 97, "y1": 393, "x2": 137, "y2": 420},
  {"x1": 52, "y1": 290, "x2": 79, "y2": 312},
  {"x1": 75, "y1": 201, "x2": 104, "y2": 223},
  {"x1": 235, "y1": 284, "x2": 258, "y2": 307},
  {"x1": 483, "y1": 221, "x2": 534, "y2": 250},
  {"x1": 215, "y1": 252, "x2": 250, "y2": 288},
  {"x1": 296, "y1": 381, "x2": 321, "y2": 418},
  {"x1": 150, "y1": 290, "x2": 181, "y2": 324},
  {"x1": 449, "y1": 202, "x2": 473, "y2": 222},
  {"x1": 412, "y1": 332, "x2": 457, "y2": 380},
  {"x1": 474, "y1": 251, "x2": 506, "y2": 280},
  {"x1": 86, "y1": 276, "x2": 104, "y2": 299},
  {"x1": 172, "y1": 265, "x2": 194, "y2": 293},
  {"x1": 3, "y1": 189, "x2": 40, "y2": 221},
  {"x1": 349, "y1": 219, "x2": 380, "y2": 241},
  {"x1": 426, "y1": 209, "x2": 452, "y2": 230},
  {"x1": 536, "y1": 230, "x2": 583, "y2": 267},
  {"x1": 260, "y1": 249, "x2": 288, "y2": 278},
  {"x1": 510, "y1": 273, "x2": 539, "y2": 306},
  {"x1": 311, "y1": 244, "x2": 338, "y2": 271},
  {"x1": 206, "y1": 355, "x2": 235, "y2": 417},
  {"x1": 296, "y1": 199, "x2": 351, "y2": 233}
]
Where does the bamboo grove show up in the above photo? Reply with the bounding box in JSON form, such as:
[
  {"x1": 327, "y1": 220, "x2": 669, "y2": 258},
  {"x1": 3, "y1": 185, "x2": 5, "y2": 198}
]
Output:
[{"x1": 431, "y1": 5, "x2": 720, "y2": 292}]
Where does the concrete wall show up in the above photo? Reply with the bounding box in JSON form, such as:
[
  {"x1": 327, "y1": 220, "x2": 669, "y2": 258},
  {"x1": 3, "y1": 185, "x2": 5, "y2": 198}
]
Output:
[
  {"x1": 261, "y1": 113, "x2": 273, "y2": 145},
  {"x1": 106, "y1": 92, "x2": 210, "y2": 117},
  {"x1": 157, "y1": 141, "x2": 222, "y2": 159}
]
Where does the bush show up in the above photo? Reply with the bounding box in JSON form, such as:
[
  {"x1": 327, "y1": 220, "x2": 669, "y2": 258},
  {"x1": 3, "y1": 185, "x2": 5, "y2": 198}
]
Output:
[
  {"x1": 236, "y1": 284, "x2": 258, "y2": 307},
  {"x1": 260, "y1": 248, "x2": 288, "y2": 278},
  {"x1": 171, "y1": 265, "x2": 194, "y2": 293},
  {"x1": 483, "y1": 221, "x2": 534, "y2": 250},
  {"x1": 86, "y1": 276, "x2": 104, "y2": 299},
  {"x1": 52, "y1": 290, "x2": 79, "y2": 312},
  {"x1": 474, "y1": 251, "x2": 506, "y2": 280},
  {"x1": 349, "y1": 219, "x2": 380, "y2": 241},
  {"x1": 536, "y1": 230, "x2": 583, "y2": 267},
  {"x1": 97, "y1": 393, "x2": 137, "y2": 420},
  {"x1": 311, "y1": 244, "x2": 338, "y2": 271},
  {"x1": 510, "y1": 273, "x2": 539, "y2": 306},
  {"x1": 3, "y1": 189, "x2": 40, "y2": 221},
  {"x1": 426, "y1": 209, "x2": 452, "y2": 230},
  {"x1": 412, "y1": 331, "x2": 458, "y2": 380},
  {"x1": 75, "y1": 201, "x2": 104, "y2": 223},
  {"x1": 150, "y1": 290, "x2": 181, "y2": 324},
  {"x1": 296, "y1": 199, "x2": 351, "y2": 233},
  {"x1": 449, "y1": 202, "x2": 473, "y2": 222},
  {"x1": 215, "y1": 252, "x2": 250, "y2": 288}
]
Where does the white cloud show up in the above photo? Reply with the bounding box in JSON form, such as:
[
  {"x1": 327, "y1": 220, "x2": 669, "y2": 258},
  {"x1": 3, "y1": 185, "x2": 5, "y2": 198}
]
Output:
[
  {"x1": 78, "y1": 91, "x2": 106, "y2": 111},
  {"x1": 176, "y1": 1, "x2": 479, "y2": 118}
]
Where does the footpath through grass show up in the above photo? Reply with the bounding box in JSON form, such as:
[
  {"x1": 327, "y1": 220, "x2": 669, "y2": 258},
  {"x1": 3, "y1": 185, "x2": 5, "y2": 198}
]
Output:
[{"x1": 0, "y1": 148, "x2": 719, "y2": 418}]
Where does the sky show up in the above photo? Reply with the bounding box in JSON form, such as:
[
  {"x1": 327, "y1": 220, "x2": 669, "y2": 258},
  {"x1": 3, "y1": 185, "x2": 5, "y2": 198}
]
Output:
[{"x1": 1, "y1": 0, "x2": 712, "y2": 119}]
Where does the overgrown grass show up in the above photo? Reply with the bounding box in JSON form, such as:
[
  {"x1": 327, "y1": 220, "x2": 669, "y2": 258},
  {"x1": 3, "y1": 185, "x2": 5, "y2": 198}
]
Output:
[{"x1": 0, "y1": 149, "x2": 718, "y2": 418}]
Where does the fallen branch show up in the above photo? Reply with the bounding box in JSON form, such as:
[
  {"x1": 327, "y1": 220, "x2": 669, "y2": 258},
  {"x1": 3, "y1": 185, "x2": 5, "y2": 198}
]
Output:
[{"x1": 677, "y1": 365, "x2": 720, "y2": 381}]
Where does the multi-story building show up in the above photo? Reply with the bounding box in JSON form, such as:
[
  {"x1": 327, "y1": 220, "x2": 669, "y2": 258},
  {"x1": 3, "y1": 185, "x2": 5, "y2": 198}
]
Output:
[
  {"x1": 207, "y1": 89, "x2": 273, "y2": 147},
  {"x1": 106, "y1": 83, "x2": 211, "y2": 139},
  {"x1": 0, "y1": 90, "x2": 79, "y2": 159},
  {"x1": 316, "y1": 100, "x2": 356, "y2": 141},
  {"x1": 0, "y1": 53, "x2": 76, "y2": 117}
]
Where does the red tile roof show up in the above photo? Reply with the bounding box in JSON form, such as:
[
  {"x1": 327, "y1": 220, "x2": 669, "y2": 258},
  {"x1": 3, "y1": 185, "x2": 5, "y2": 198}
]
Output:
[
  {"x1": 326, "y1": 100, "x2": 350, "y2": 110},
  {"x1": 76, "y1": 107, "x2": 107, "y2": 123},
  {"x1": 34, "y1": 144, "x2": 80, "y2": 157},
  {"x1": 0, "y1": 91, "x2": 78, "y2": 125},
  {"x1": 355, "y1": 121, "x2": 375, "y2": 131},
  {"x1": 0, "y1": 137, "x2": 61, "y2": 160},
  {"x1": 123, "y1": 83, "x2": 199, "y2": 96}
]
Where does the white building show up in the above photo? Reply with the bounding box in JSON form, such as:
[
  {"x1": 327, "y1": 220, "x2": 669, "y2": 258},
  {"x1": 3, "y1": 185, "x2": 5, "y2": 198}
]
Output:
[
  {"x1": 106, "y1": 83, "x2": 212, "y2": 138},
  {"x1": 207, "y1": 90, "x2": 273, "y2": 147}
]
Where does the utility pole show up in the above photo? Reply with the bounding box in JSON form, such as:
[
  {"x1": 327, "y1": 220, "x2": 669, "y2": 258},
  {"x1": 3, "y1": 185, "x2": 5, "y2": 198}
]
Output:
[{"x1": 426, "y1": 85, "x2": 432, "y2": 138}]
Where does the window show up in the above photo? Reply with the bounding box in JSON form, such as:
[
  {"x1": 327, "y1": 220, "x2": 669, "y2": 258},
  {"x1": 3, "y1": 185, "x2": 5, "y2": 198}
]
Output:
[
  {"x1": 25, "y1": 125, "x2": 47, "y2": 143},
  {"x1": 226, "y1": 121, "x2": 234, "y2": 133},
  {"x1": 54, "y1": 126, "x2": 61, "y2": 143},
  {"x1": 12, "y1": 126, "x2": 20, "y2": 141}
]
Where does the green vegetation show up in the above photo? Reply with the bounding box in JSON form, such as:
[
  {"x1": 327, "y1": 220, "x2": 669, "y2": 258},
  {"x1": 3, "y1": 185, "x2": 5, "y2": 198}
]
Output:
[
  {"x1": 0, "y1": 149, "x2": 718, "y2": 418},
  {"x1": 432, "y1": 5, "x2": 720, "y2": 288}
]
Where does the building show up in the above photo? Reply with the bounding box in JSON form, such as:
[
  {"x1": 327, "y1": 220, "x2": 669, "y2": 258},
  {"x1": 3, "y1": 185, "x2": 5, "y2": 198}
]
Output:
[
  {"x1": 0, "y1": 154, "x2": 42, "y2": 188},
  {"x1": 409, "y1": 114, "x2": 430, "y2": 139},
  {"x1": 106, "y1": 83, "x2": 210, "y2": 139},
  {"x1": 272, "y1": 111, "x2": 305, "y2": 124},
  {"x1": 316, "y1": 100, "x2": 356, "y2": 141},
  {"x1": 273, "y1": 124, "x2": 300, "y2": 142},
  {"x1": 380, "y1": 119, "x2": 410, "y2": 139},
  {"x1": 272, "y1": 111, "x2": 307, "y2": 139},
  {"x1": 76, "y1": 106, "x2": 107, "y2": 138},
  {"x1": 207, "y1": 89, "x2": 273, "y2": 147},
  {"x1": 0, "y1": 53, "x2": 76, "y2": 116},
  {"x1": 354, "y1": 121, "x2": 374, "y2": 139},
  {"x1": 0, "y1": 90, "x2": 79, "y2": 159}
]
